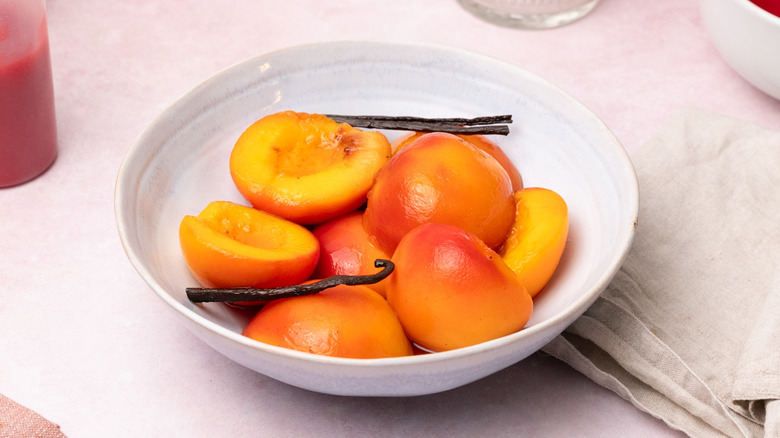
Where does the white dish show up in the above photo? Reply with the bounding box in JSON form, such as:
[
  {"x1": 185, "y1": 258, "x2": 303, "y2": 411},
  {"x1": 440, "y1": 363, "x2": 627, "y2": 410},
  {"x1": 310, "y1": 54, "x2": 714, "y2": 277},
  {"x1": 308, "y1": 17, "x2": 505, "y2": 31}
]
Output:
[
  {"x1": 700, "y1": 0, "x2": 780, "y2": 101},
  {"x1": 115, "y1": 41, "x2": 638, "y2": 396}
]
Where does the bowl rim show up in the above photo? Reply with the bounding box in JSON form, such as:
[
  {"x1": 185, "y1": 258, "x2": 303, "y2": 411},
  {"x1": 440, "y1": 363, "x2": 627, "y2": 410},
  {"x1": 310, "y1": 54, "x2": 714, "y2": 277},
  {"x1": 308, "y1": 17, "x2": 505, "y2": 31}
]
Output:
[
  {"x1": 114, "y1": 39, "x2": 638, "y2": 368},
  {"x1": 727, "y1": 0, "x2": 780, "y2": 25}
]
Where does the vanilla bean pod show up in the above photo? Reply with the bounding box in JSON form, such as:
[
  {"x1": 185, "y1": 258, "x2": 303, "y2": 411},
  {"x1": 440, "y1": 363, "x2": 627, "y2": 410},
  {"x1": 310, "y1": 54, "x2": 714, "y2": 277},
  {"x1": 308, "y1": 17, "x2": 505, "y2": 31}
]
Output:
[{"x1": 186, "y1": 259, "x2": 394, "y2": 303}]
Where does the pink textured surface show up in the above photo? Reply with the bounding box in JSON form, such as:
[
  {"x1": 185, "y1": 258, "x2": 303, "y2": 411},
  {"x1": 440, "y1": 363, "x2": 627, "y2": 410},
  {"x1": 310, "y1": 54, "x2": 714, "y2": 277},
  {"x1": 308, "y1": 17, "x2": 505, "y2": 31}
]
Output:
[{"x1": 1, "y1": 0, "x2": 777, "y2": 436}]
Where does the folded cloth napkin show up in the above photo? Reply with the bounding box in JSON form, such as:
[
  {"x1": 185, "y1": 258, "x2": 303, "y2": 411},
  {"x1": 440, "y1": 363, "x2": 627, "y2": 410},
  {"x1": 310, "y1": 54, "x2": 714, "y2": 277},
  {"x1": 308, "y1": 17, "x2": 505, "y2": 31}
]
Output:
[
  {"x1": 542, "y1": 109, "x2": 780, "y2": 438},
  {"x1": 0, "y1": 394, "x2": 66, "y2": 438}
]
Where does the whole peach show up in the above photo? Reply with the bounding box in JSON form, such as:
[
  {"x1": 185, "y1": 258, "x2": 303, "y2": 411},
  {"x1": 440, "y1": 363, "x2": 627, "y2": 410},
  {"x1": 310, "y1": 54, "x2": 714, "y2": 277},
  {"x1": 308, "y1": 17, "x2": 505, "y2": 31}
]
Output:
[
  {"x1": 243, "y1": 284, "x2": 413, "y2": 359},
  {"x1": 312, "y1": 211, "x2": 391, "y2": 297},
  {"x1": 386, "y1": 222, "x2": 533, "y2": 352},
  {"x1": 364, "y1": 132, "x2": 515, "y2": 253},
  {"x1": 392, "y1": 132, "x2": 523, "y2": 191}
]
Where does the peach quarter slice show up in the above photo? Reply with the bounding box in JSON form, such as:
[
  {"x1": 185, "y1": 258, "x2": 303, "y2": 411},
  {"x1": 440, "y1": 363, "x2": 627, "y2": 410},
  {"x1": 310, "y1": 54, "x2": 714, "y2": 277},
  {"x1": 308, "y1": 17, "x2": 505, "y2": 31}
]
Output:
[
  {"x1": 229, "y1": 111, "x2": 392, "y2": 225},
  {"x1": 499, "y1": 188, "x2": 569, "y2": 298},
  {"x1": 179, "y1": 200, "x2": 320, "y2": 289}
]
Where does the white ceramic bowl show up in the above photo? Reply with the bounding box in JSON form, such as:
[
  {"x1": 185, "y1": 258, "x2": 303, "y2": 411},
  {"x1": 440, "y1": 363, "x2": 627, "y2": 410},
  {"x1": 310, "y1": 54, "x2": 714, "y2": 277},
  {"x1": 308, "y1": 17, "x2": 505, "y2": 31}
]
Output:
[
  {"x1": 700, "y1": 0, "x2": 780, "y2": 101},
  {"x1": 115, "y1": 41, "x2": 638, "y2": 397}
]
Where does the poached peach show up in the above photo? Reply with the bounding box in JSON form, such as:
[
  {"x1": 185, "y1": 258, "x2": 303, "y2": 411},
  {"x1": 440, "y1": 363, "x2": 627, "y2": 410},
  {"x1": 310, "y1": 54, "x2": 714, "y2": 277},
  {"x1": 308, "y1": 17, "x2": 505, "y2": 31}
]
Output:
[
  {"x1": 311, "y1": 211, "x2": 391, "y2": 297},
  {"x1": 243, "y1": 284, "x2": 413, "y2": 359},
  {"x1": 179, "y1": 200, "x2": 320, "y2": 289},
  {"x1": 387, "y1": 223, "x2": 533, "y2": 352},
  {"x1": 392, "y1": 132, "x2": 523, "y2": 191},
  {"x1": 499, "y1": 187, "x2": 569, "y2": 298},
  {"x1": 363, "y1": 132, "x2": 515, "y2": 253},
  {"x1": 230, "y1": 111, "x2": 392, "y2": 225}
]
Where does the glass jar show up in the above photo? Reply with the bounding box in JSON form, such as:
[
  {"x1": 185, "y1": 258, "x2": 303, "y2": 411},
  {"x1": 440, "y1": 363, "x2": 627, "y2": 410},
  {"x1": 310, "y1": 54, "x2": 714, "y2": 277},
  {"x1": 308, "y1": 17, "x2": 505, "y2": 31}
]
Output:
[
  {"x1": 0, "y1": 0, "x2": 57, "y2": 187},
  {"x1": 458, "y1": 0, "x2": 602, "y2": 29}
]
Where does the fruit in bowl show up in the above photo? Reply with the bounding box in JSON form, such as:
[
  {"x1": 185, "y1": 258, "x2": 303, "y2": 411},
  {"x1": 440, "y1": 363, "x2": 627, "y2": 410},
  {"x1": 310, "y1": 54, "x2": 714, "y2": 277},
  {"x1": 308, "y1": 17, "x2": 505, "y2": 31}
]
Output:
[
  {"x1": 178, "y1": 200, "x2": 320, "y2": 289},
  {"x1": 387, "y1": 222, "x2": 533, "y2": 352},
  {"x1": 363, "y1": 132, "x2": 517, "y2": 254},
  {"x1": 391, "y1": 132, "x2": 524, "y2": 191},
  {"x1": 311, "y1": 211, "x2": 392, "y2": 297},
  {"x1": 500, "y1": 187, "x2": 569, "y2": 298},
  {"x1": 181, "y1": 110, "x2": 569, "y2": 360},
  {"x1": 229, "y1": 110, "x2": 392, "y2": 224},
  {"x1": 243, "y1": 283, "x2": 413, "y2": 359},
  {"x1": 114, "y1": 40, "x2": 638, "y2": 397}
]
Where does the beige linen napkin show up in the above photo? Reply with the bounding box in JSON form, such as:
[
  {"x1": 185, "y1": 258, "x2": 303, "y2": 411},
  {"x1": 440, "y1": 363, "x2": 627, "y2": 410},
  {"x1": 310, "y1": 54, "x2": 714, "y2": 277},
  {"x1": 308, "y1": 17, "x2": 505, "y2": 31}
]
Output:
[
  {"x1": 0, "y1": 394, "x2": 66, "y2": 438},
  {"x1": 542, "y1": 109, "x2": 780, "y2": 437}
]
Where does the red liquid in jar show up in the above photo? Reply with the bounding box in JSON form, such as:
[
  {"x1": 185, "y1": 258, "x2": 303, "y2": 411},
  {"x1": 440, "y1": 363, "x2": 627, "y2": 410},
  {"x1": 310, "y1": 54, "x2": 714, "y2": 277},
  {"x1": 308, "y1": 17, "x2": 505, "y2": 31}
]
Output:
[
  {"x1": 0, "y1": 6, "x2": 57, "y2": 187},
  {"x1": 750, "y1": 0, "x2": 780, "y2": 17}
]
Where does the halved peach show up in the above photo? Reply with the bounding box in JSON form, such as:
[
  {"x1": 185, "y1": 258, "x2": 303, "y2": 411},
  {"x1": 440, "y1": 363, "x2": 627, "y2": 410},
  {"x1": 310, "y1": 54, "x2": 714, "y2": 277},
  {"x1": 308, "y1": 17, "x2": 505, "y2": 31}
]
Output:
[
  {"x1": 499, "y1": 188, "x2": 569, "y2": 298},
  {"x1": 311, "y1": 211, "x2": 391, "y2": 297},
  {"x1": 243, "y1": 284, "x2": 413, "y2": 359},
  {"x1": 229, "y1": 111, "x2": 392, "y2": 225},
  {"x1": 391, "y1": 132, "x2": 523, "y2": 191},
  {"x1": 179, "y1": 200, "x2": 320, "y2": 289}
]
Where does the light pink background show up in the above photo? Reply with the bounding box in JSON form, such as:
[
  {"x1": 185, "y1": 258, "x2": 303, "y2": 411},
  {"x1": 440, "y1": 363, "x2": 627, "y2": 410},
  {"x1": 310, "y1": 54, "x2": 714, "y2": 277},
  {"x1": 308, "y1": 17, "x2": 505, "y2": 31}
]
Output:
[{"x1": 2, "y1": 0, "x2": 779, "y2": 436}]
